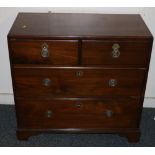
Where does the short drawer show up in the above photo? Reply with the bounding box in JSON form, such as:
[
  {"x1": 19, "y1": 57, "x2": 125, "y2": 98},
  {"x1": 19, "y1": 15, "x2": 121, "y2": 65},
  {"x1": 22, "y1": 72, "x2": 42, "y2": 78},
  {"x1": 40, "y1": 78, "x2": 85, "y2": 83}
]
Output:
[
  {"x1": 14, "y1": 67, "x2": 145, "y2": 98},
  {"x1": 16, "y1": 98, "x2": 140, "y2": 129},
  {"x1": 82, "y1": 40, "x2": 151, "y2": 67},
  {"x1": 9, "y1": 40, "x2": 78, "y2": 65}
]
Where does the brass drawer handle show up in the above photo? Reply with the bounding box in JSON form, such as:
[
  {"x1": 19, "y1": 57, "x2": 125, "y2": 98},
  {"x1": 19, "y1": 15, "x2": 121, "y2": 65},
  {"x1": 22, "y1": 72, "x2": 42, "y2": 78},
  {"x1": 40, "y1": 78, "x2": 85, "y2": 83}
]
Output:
[
  {"x1": 109, "y1": 79, "x2": 117, "y2": 87},
  {"x1": 41, "y1": 43, "x2": 49, "y2": 58},
  {"x1": 76, "y1": 71, "x2": 83, "y2": 77},
  {"x1": 75, "y1": 101, "x2": 82, "y2": 108},
  {"x1": 105, "y1": 109, "x2": 113, "y2": 118},
  {"x1": 42, "y1": 78, "x2": 51, "y2": 87},
  {"x1": 45, "y1": 110, "x2": 53, "y2": 118},
  {"x1": 112, "y1": 43, "x2": 120, "y2": 58}
]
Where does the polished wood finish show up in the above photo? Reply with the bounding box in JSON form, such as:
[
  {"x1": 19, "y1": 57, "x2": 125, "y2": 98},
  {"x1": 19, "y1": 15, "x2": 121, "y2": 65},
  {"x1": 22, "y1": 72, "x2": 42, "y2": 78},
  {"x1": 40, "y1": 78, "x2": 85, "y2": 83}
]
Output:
[
  {"x1": 8, "y1": 13, "x2": 153, "y2": 142},
  {"x1": 82, "y1": 40, "x2": 151, "y2": 67},
  {"x1": 13, "y1": 67, "x2": 146, "y2": 98},
  {"x1": 8, "y1": 13, "x2": 152, "y2": 39},
  {"x1": 16, "y1": 98, "x2": 140, "y2": 129},
  {"x1": 10, "y1": 40, "x2": 78, "y2": 65}
]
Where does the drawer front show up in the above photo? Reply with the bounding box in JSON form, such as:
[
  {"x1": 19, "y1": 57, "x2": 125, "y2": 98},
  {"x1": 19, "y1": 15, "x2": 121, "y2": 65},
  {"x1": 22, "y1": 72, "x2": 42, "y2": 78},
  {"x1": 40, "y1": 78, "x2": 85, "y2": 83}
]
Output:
[
  {"x1": 82, "y1": 40, "x2": 151, "y2": 66},
  {"x1": 10, "y1": 40, "x2": 78, "y2": 65},
  {"x1": 16, "y1": 99, "x2": 140, "y2": 129},
  {"x1": 14, "y1": 67, "x2": 145, "y2": 98}
]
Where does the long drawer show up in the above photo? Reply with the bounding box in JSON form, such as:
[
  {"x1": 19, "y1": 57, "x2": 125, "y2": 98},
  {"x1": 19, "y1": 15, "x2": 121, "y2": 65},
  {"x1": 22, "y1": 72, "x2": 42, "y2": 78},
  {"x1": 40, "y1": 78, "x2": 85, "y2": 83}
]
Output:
[
  {"x1": 13, "y1": 67, "x2": 146, "y2": 98},
  {"x1": 10, "y1": 40, "x2": 78, "y2": 65},
  {"x1": 82, "y1": 40, "x2": 151, "y2": 67},
  {"x1": 16, "y1": 98, "x2": 141, "y2": 129}
]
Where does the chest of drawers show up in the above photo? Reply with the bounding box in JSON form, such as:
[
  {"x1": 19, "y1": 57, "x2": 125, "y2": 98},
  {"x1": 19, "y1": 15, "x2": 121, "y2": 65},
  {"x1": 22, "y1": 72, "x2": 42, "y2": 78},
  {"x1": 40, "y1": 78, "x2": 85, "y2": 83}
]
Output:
[{"x1": 8, "y1": 13, "x2": 153, "y2": 142}]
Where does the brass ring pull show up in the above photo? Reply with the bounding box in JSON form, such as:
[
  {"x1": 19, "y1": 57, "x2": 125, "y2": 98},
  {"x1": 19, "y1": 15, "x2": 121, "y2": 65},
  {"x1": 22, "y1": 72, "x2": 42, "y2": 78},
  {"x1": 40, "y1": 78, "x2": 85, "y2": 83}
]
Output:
[
  {"x1": 42, "y1": 78, "x2": 51, "y2": 87},
  {"x1": 45, "y1": 110, "x2": 53, "y2": 118},
  {"x1": 109, "y1": 79, "x2": 117, "y2": 87},
  {"x1": 41, "y1": 43, "x2": 49, "y2": 58},
  {"x1": 112, "y1": 43, "x2": 120, "y2": 58}
]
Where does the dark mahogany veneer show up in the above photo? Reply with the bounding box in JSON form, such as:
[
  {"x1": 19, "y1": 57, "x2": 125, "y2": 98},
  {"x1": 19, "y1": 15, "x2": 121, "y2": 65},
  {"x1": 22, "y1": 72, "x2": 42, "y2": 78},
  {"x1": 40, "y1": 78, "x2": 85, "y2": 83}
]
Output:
[{"x1": 8, "y1": 13, "x2": 153, "y2": 142}]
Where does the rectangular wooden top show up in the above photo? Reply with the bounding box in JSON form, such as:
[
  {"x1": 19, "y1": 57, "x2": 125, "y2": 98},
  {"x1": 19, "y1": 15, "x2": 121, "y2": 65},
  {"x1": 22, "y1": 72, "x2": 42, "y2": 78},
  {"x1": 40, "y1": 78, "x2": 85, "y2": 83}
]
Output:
[{"x1": 8, "y1": 13, "x2": 153, "y2": 40}]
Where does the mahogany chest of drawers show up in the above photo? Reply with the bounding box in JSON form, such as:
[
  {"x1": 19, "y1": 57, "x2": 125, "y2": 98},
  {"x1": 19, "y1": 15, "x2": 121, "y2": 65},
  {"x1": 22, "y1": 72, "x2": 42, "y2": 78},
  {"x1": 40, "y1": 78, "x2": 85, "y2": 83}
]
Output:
[{"x1": 8, "y1": 13, "x2": 153, "y2": 142}]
